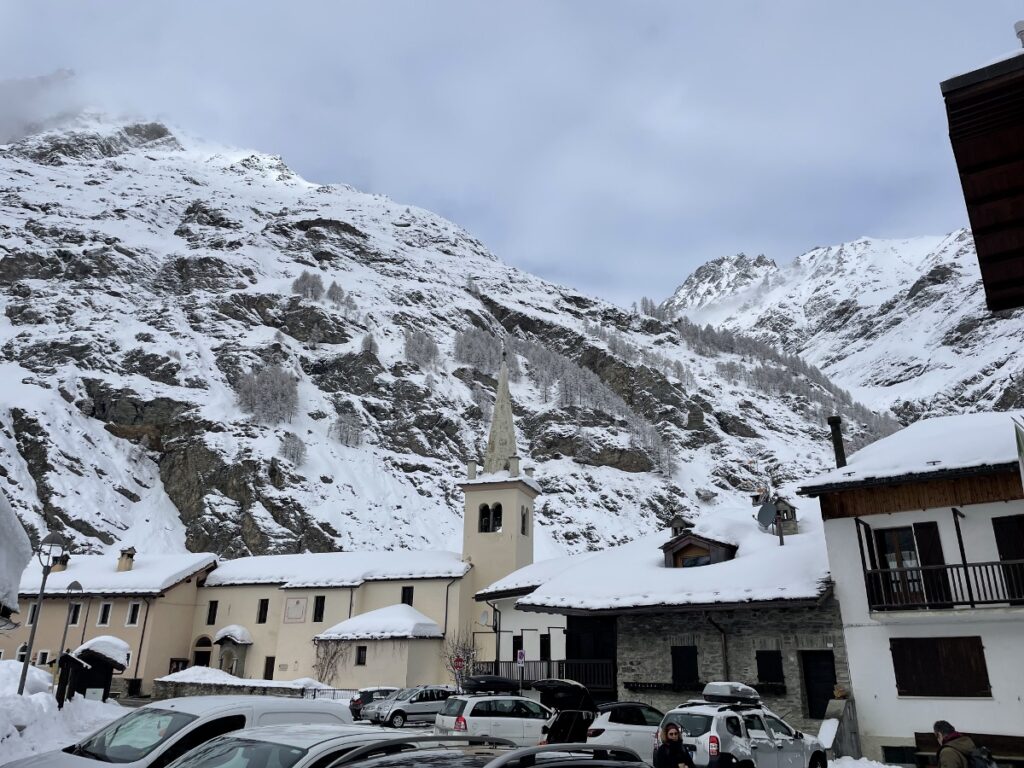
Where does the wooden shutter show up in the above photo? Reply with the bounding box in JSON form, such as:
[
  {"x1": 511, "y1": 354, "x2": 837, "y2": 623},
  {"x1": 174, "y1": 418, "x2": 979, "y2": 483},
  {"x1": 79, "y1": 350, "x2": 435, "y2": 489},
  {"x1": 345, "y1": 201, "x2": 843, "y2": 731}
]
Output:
[
  {"x1": 890, "y1": 637, "x2": 991, "y2": 697},
  {"x1": 913, "y1": 522, "x2": 952, "y2": 606},
  {"x1": 671, "y1": 645, "x2": 699, "y2": 686}
]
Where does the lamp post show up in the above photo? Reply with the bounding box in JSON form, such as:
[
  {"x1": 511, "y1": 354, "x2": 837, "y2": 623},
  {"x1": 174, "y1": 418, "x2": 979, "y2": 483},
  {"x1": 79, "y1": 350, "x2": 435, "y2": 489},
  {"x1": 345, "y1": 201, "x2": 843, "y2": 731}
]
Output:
[
  {"x1": 17, "y1": 532, "x2": 67, "y2": 696},
  {"x1": 54, "y1": 580, "x2": 83, "y2": 694}
]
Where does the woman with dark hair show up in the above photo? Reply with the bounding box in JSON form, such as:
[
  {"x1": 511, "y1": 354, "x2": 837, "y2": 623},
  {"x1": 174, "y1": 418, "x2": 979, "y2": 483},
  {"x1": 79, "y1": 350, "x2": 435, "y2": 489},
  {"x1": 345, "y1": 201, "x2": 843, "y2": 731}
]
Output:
[{"x1": 654, "y1": 723, "x2": 695, "y2": 768}]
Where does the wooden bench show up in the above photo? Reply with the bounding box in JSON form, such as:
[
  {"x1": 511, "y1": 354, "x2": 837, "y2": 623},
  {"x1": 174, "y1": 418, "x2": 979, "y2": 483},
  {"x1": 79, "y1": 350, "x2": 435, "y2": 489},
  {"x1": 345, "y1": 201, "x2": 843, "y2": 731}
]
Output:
[{"x1": 914, "y1": 731, "x2": 1024, "y2": 768}]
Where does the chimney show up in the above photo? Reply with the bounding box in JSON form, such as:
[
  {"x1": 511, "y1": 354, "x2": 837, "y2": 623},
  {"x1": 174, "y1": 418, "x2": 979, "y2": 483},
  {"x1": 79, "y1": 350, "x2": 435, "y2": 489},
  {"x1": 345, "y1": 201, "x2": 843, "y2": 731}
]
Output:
[
  {"x1": 524, "y1": 467, "x2": 534, "y2": 478},
  {"x1": 51, "y1": 553, "x2": 70, "y2": 573},
  {"x1": 508, "y1": 456, "x2": 520, "y2": 477},
  {"x1": 467, "y1": 460, "x2": 477, "y2": 480},
  {"x1": 1015, "y1": 20, "x2": 1024, "y2": 48},
  {"x1": 117, "y1": 546, "x2": 136, "y2": 572},
  {"x1": 827, "y1": 416, "x2": 847, "y2": 468}
]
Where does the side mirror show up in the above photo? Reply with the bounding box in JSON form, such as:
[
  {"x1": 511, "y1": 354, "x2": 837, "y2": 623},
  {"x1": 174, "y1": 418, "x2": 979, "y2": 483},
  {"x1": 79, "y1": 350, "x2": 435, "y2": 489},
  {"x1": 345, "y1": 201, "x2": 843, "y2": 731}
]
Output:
[
  {"x1": 541, "y1": 725, "x2": 549, "y2": 734},
  {"x1": 794, "y1": 731, "x2": 803, "y2": 740}
]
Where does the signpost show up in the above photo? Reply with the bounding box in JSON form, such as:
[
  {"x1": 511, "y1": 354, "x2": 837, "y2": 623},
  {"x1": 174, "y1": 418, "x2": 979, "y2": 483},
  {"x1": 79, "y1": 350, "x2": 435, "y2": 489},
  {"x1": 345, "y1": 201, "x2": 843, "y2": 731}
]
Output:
[{"x1": 516, "y1": 649, "x2": 525, "y2": 693}]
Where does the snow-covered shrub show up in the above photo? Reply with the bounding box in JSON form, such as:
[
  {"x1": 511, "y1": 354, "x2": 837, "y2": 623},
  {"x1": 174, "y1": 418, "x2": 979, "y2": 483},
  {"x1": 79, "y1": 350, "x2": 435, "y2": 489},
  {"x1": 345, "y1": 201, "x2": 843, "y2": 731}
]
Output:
[
  {"x1": 279, "y1": 432, "x2": 306, "y2": 464},
  {"x1": 360, "y1": 333, "x2": 379, "y2": 355},
  {"x1": 326, "y1": 280, "x2": 345, "y2": 306},
  {"x1": 236, "y1": 364, "x2": 299, "y2": 423},
  {"x1": 330, "y1": 412, "x2": 362, "y2": 447},
  {"x1": 292, "y1": 270, "x2": 324, "y2": 301},
  {"x1": 404, "y1": 329, "x2": 440, "y2": 369}
]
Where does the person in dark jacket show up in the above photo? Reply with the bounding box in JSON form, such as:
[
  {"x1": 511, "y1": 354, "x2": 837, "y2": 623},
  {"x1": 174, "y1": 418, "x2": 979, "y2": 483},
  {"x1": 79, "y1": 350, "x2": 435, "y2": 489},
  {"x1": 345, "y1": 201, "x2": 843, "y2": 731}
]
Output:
[
  {"x1": 935, "y1": 720, "x2": 977, "y2": 768},
  {"x1": 655, "y1": 724, "x2": 696, "y2": 768}
]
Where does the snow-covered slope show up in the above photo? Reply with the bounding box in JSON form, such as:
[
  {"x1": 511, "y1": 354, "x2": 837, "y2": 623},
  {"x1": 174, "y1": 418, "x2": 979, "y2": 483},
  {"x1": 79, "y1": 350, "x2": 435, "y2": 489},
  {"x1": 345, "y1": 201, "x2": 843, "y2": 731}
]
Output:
[
  {"x1": 664, "y1": 233, "x2": 1024, "y2": 422},
  {"x1": 0, "y1": 115, "x2": 888, "y2": 558}
]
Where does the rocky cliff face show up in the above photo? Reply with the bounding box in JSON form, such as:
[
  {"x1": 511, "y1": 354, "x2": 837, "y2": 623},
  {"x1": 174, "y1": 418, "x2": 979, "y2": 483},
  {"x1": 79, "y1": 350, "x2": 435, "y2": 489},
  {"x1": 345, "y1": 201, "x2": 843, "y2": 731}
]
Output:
[
  {"x1": 0, "y1": 115, "x2": 887, "y2": 557},
  {"x1": 664, "y1": 233, "x2": 1024, "y2": 423}
]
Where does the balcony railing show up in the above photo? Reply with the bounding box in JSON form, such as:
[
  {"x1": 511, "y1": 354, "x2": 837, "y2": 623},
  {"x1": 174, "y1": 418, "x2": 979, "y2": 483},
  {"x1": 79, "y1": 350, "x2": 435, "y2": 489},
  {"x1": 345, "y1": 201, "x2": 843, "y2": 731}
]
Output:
[
  {"x1": 865, "y1": 559, "x2": 1024, "y2": 610},
  {"x1": 471, "y1": 659, "x2": 616, "y2": 690}
]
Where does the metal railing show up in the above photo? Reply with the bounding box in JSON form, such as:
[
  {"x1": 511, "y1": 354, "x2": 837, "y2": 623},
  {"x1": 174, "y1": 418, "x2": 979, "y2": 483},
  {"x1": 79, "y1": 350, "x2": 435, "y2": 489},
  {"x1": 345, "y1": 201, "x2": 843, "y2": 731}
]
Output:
[
  {"x1": 471, "y1": 659, "x2": 616, "y2": 690},
  {"x1": 865, "y1": 559, "x2": 1024, "y2": 610},
  {"x1": 303, "y1": 687, "x2": 358, "y2": 701}
]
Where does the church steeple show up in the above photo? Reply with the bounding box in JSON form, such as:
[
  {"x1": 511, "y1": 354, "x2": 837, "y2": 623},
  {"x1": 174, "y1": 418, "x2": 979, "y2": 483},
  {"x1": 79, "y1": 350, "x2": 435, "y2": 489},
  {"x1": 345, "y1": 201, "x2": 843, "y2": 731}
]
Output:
[{"x1": 483, "y1": 351, "x2": 517, "y2": 474}]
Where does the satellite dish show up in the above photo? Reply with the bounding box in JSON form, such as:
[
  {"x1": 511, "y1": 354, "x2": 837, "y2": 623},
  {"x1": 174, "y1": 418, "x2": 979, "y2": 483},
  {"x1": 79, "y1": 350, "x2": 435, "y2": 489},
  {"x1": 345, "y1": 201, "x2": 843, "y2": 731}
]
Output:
[
  {"x1": 478, "y1": 609, "x2": 490, "y2": 627},
  {"x1": 756, "y1": 502, "x2": 778, "y2": 529}
]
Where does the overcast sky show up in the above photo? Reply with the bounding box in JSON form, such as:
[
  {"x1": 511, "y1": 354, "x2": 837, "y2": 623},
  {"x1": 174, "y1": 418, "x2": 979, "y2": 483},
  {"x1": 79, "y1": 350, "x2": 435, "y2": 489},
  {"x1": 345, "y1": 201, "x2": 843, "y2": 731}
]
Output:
[{"x1": 2, "y1": 2, "x2": 1021, "y2": 306}]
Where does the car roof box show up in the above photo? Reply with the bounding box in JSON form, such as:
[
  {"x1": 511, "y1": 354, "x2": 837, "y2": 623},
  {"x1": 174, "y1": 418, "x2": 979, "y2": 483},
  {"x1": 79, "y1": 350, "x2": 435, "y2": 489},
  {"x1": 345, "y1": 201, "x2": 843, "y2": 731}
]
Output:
[
  {"x1": 701, "y1": 682, "x2": 760, "y2": 704},
  {"x1": 461, "y1": 675, "x2": 521, "y2": 694}
]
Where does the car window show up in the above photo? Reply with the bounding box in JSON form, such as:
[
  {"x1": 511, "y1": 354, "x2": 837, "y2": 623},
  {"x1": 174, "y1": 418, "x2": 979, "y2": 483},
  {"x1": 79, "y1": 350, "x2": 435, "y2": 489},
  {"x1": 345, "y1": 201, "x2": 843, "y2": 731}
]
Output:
[
  {"x1": 373, "y1": 691, "x2": 393, "y2": 700},
  {"x1": 163, "y1": 736, "x2": 307, "y2": 768},
  {"x1": 515, "y1": 700, "x2": 548, "y2": 719},
  {"x1": 152, "y1": 716, "x2": 248, "y2": 768},
  {"x1": 442, "y1": 699, "x2": 468, "y2": 717},
  {"x1": 743, "y1": 715, "x2": 771, "y2": 739},
  {"x1": 665, "y1": 713, "x2": 712, "y2": 737},
  {"x1": 764, "y1": 715, "x2": 794, "y2": 739},
  {"x1": 725, "y1": 717, "x2": 743, "y2": 737},
  {"x1": 492, "y1": 699, "x2": 518, "y2": 718},
  {"x1": 471, "y1": 700, "x2": 492, "y2": 716},
  {"x1": 609, "y1": 707, "x2": 643, "y2": 726},
  {"x1": 640, "y1": 707, "x2": 664, "y2": 727},
  {"x1": 75, "y1": 708, "x2": 198, "y2": 764}
]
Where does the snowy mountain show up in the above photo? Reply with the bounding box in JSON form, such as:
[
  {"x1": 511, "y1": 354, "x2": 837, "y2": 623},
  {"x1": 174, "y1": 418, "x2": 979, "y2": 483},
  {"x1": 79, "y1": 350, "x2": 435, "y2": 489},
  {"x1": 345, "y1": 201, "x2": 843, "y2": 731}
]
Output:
[
  {"x1": 0, "y1": 114, "x2": 889, "y2": 558},
  {"x1": 663, "y1": 233, "x2": 1024, "y2": 423}
]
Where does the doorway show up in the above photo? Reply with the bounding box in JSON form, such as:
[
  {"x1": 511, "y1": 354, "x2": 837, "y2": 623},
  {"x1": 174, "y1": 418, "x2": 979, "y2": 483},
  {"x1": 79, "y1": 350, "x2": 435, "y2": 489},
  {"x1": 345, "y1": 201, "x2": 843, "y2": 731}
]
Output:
[
  {"x1": 193, "y1": 636, "x2": 212, "y2": 667},
  {"x1": 800, "y1": 650, "x2": 836, "y2": 720}
]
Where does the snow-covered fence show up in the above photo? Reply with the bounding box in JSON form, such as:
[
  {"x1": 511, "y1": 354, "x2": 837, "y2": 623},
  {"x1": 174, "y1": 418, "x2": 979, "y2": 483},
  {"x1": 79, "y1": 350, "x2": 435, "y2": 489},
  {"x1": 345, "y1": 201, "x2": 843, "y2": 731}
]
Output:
[{"x1": 302, "y1": 687, "x2": 358, "y2": 702}]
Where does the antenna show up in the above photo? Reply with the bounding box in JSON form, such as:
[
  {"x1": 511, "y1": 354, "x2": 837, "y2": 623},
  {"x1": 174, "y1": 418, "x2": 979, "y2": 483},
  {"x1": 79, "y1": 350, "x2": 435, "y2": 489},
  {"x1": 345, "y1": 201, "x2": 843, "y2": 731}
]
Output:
[
  {"x1": 756, "y1": 501, "x2": 778, "y2": 529},
  {"x1": 478, "y1": 609, "x2": 490, "y2": 627}
]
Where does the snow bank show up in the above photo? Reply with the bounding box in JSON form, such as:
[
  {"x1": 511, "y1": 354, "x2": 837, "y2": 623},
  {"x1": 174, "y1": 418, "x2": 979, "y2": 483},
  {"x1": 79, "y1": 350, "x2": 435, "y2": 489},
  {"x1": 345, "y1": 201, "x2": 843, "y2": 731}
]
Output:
[
  {"x1": 214, "y1": 624, "x2": 254, "y2": 645},
  {"x1": 316, "y1": 603, "x2": 443, "y2": 640},
  {"x1": 74, "y1": 636, "x2": 130, "y2": 668},
  {"x1": 205, "y1": 550, "x2": 469, "y2": 589},
  {"x1": 0, "y1": 660, "x2": 51, "y2": 696},
  {"x1": 0, "y1": 694, "x2": 123, "y2": 766},
  {"x1": 156, "y1": 667, "x2": 326, "y2": 688},
  {"x1": 519, "y1": 509, "x2": 829, "y2": 611},
  {"x1": 831, "y1": 757, "x2": 898, "y2": 768},
  {"x1": 802, "y1": 411, "x2": 1024, "y2": 490},
  {"x1": 0, "y1": 491, "x2": 32, "y2": 616},
  {"x1": 20, "y1": 552, "x2": 216, "y2": 596}
]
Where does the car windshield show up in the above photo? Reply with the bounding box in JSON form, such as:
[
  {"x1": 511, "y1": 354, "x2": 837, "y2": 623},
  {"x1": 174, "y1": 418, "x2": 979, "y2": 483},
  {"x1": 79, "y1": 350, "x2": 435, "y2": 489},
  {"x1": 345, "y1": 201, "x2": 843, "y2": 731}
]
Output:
[
  {"x1": 664, "y1": 713, "x2": 713, "y2": 737},
  {"x1": 74, "y1": 708, "x2": 198, "y2": 763},
  {"x1": 394, "y1": 688, "x2": 417, "y2": 700},
  {"x1": 165, "y1": 737, "x2": 307, "y2": 768}
]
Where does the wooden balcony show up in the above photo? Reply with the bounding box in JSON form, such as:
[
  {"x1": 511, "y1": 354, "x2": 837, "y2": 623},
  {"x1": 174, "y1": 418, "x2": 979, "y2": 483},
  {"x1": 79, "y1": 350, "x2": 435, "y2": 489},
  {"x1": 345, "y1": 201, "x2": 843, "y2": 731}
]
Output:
[
  {"x1": 865, "y1": 559, "x2": 1024, "y2": 610},
  {"x1": 472, "y1": 659, "x2": 616, "y2": 691}
]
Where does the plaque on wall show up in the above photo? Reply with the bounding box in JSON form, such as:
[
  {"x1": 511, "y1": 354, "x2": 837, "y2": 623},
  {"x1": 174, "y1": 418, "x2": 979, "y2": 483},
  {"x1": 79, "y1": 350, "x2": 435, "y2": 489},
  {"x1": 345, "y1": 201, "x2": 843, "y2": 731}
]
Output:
[{"x1": 284, "y1": 597, "x2": 308, "y2": 623}]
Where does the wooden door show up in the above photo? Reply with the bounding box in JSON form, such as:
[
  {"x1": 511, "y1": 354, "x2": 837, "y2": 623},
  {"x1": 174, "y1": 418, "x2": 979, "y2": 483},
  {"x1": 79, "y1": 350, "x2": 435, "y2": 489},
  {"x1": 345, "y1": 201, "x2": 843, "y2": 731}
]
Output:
[{"x1": 800, "y1": 650, "x2": 836, "y2": 720}]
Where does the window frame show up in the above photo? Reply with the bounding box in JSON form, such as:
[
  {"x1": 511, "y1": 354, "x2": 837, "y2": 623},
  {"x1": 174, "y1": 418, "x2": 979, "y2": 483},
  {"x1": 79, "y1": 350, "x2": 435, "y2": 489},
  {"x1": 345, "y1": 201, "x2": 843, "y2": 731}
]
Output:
[
  {"x1": 97, "y1": 601, "x2": 113, "y2": 627},
  {"x1": 206, "y1": 600, "x2": 218, "y2": 626},
  {"x1": 355, "y1": 645, "x2": 367, "y2": 666},
  {"x1": 68, "y1": 601, "x2": 82, "y2": 627},
  {"x1": 36, "y1": 649, "x2": 51, "y2": 666},
  {"x1": 26, "y1": 601, "x2": 38, "y2": 626},
  {"x1": 313, "y1": 595, "x2": 326, "y2": 623},
  {"x1": 125, "y1": 601, "x2": 142, "y2": 627}
]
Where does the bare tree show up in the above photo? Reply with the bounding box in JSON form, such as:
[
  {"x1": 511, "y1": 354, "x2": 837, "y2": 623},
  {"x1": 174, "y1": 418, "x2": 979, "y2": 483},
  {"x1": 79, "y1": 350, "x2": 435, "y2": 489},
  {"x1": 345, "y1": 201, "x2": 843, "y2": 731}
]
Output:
[
  {"x1": 326, "y1": 280, "x2": 345, "y2": 306},
  {"x1": 441, "y1": 627, "x2": 479, "y2": 690},
  {"x1": 361, "y1": 333, "x2": 379, "y2": 355},
  {"x1": 330, "y1": 412, "x2": 363, "y2": 447},
  {"x1": 279, "y1": 432, "x2": 307, "y2": 464},
  {"x1": 292, "y1": 270, "x2": 325, "y2": 301},
  {"x1": 236, "y1": 363, "x2": 299, "y2": 423},
  {"x1": 404, "y1": 329, "x2": 440, "y2": 368},
  {"x1": 312, "y1": 640, "x2": 350, "y2": 685}
]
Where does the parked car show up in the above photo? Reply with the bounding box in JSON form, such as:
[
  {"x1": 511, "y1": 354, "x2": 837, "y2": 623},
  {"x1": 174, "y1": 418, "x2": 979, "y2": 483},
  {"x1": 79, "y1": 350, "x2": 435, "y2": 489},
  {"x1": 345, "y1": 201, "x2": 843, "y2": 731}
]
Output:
[
  {"x1": 587, "y1": 702, "x2": 664, "y2": 756},
  {"x1": 659, "y1": 683, "x2": 826, "y2": 768},
  {"x1": 379, "y1": 684, "x2": 457, "y2": 728},
  {"x1": 435, "y1": 694, "x2": 553, "y2": 746},
  {"x1": 350, "y1": 687, "x2": 399, "y2": 720},
  {"x1": 161, "y1": 723, "x2": 431, "y2": 768},
  {"x1": 4, "y1": 695, "x2": 352, "y2": 768},
  {"x1": 362, "y1": 689, "x2": 403, "y2": 724}
]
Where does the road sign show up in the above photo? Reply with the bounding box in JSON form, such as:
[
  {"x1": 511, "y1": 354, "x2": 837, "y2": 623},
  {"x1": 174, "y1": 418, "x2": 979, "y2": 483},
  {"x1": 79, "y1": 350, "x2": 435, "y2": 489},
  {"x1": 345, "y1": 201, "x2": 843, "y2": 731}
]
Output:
[
  {"x1": 453, "y1": 656, "x2": 464, "y2": 671},
  {"x1": 516, "y1": 649, "x2": 525, "y2": 666}
]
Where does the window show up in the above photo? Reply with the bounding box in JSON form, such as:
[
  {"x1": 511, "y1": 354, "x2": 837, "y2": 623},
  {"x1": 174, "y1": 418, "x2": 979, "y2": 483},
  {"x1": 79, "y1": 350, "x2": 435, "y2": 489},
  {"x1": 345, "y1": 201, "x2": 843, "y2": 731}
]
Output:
[
  {"x1": 147, "y1": 715, "x2": 246, "y2": 767},
  {"x1": 492, "y1": 503, "x2": 502, "y2": 531},
  {"x1": 123, "y1": 651, "x2": 132, "y2": 672},
  {"x1": 725, "y1": 717, "x2": 743, "y2": 737},
  {"x1": 36, "y1": 650, "x2": 51, "y2": 666},
  {"x1": 478, "y1": 504, "x2": 491, "y2": 533},
  {"x1": 539, "y1": 633, "x2": 551, "y2": 661},
  {"x1": 264, "y1": 656, "x2": 276, "y2": 680},
  {"x1": 764, "y1": 715, "x2": 794, "y2": 739},
  {"x1": 512, "y1": 634, "x2": 523, "y2": 659},
  {"x1": 97, "y1": 602, "x2": 112, "y2": 627},
  {"x1": 16, "y1": 644, "x2": 27, "y2": 663},
  {"x1": 889, "y1": 636, "x2": 991, "y2": 697},
  {"x1": 313, "y1": 595, "x2": 326, "y2": 623},
  {"x1": 0, "y1": 649, "x2": 4, "y2": 660},
  {"x1": 401, "y1": 586, "x2": 414, "y2": 606},
  {"x1": 671, "y1": 645, "x2": 699, "y2": 688},
  {"x1": 257, "y1": 598, "x2": 269, "y2": 624},
  {"x1": 68, "y1": 602, "x2": 82, "y2": 626},
  {"x1": 521, "y1": 506, "x2": 528, "y2": 536},
  {"x1": 882, "y1": 747, "x2": 920, "y2": 766},
  {"x1": 756, "y1": 650, "x2": 785, "y2": 684},
  {"x1": 26, "y1": 601, "x2": 38, "y2": 626},
  {"x1": 992, "y1": 514, "x2": 1024, "y2": 602},
  {"x1": 168, "y1": 658, "x2": 189, "y2": 674},
  {"x1": 206, "y1": 600, "x2": 218, "y2": 626},
  {"x1": 126, "y1": 601, "x2": 141, "y2": 627},
  {"x1": 356, "y1": 646, "x2": 367, "y2": 666},
  {"x1": 743, "y1": 714, "x2": 770, "y2": 738}
]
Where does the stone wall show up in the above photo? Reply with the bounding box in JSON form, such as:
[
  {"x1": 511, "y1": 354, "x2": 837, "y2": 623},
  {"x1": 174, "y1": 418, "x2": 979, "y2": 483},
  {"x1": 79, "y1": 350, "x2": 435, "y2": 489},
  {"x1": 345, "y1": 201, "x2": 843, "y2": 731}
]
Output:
[
  {"x1": 152, "y1": 680, "x2": 308, "y2": 700},
  {"x1": 615, "y1": 597, "x2": 850, "y2": 733}
]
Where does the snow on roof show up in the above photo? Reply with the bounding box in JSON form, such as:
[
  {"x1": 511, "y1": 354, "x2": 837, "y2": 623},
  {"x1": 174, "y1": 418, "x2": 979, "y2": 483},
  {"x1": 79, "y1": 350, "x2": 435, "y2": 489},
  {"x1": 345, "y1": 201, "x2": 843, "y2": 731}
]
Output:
[
  {"x1": 74, "y1": 635, "x2": 130, "y2": 668},
  {"x1": 214, "y1": 624, "x2": 254, "y2": 645},
  {"x1": 0, "y1": 492, "x2": 32, "y2": 614},
  {"x1": 19, "y1": 551, "x2": 216, "y2": 596},
  {"x1": 461, "y1": 469, "x2": 542, "y2": 494},
  {"x1": 315, "y1": 603, "x2": 443, "y2": 640},
  {"x1": 23, "y1": 552, "x2": 214, "y2": 596},
  {"x1": 801, "y1": 411, "x2": 1024, "y2": 492},
  {"x1": 204, "y1": 550, "x2": 469, "y2": 588},
  {"x1": 476, "y1": 551, "x2": 598, "y2": 598},
  {"x1": 517, "y1": 510, "x2": 829, "y2": 612},
  {"x1": 156, "y1": 666, "x2": 327, "y2": 688}
]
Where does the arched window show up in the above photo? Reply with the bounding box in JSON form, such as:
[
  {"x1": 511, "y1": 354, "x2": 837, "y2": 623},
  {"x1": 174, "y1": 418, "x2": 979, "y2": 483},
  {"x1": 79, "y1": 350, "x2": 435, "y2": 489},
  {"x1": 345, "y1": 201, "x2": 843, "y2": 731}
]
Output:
[
  {"x1": 16, "y1": 643, "x2": 27, "y2": 663},
  {"x1": 478, "y1": 504, "x2": 492, "y2": 533},
  {"x1": 492, "y1": 503, "x2": 502, "y2": 532},
  {"x1": 193, "y1": 636, "x2": 213, "y2": 667},
  {"x1": 521, "y1": 506, "x2": 529, "y2": 536}
]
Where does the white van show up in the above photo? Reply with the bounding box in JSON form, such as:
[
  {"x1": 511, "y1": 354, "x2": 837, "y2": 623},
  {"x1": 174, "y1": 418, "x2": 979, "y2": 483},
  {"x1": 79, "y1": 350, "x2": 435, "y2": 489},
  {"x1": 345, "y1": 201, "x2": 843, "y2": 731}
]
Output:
[{"x1": 5, "y1": 695, "x2": 352, "y2": 768}]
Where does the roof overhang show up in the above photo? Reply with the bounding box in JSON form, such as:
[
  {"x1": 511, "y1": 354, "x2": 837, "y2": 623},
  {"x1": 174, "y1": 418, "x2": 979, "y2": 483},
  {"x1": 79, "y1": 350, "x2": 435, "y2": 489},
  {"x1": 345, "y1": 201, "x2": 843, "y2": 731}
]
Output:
[
  {"x1": 475, "y1": 585, "x2": 536, "y2": 602},
  {"x1": 799, "y1": 461, "x2": 1020, "y2": 497}
]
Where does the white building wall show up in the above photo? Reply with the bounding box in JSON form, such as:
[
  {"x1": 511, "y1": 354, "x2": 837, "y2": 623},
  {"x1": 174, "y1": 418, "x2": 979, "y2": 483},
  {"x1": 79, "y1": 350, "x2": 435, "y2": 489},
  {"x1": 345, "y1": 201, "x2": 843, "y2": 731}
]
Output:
[
  {"x1": 490, "y1": 596, "x2": 566, "y2": 662},
  {"x1": 825, "y1": 500, "x2": 1024, "y2": 761}
]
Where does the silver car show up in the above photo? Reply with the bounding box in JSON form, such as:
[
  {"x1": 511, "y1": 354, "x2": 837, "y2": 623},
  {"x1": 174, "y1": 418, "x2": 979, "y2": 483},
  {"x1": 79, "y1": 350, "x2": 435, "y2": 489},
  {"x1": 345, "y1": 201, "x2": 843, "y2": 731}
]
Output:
[
  {"x1": 4, "y1": 695, "x2": 352, "y2": 768},
  {"x1": 379, "y1": 685, "x2": 457, "y2": 728}
]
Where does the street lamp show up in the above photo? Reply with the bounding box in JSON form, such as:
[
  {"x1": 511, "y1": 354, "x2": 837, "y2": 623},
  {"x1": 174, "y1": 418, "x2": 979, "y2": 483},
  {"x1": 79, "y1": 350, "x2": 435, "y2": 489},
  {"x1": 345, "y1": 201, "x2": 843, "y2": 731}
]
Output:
[
  {"x1": 17, "y1": 532, "x2": 67, "y2": 696},
  {"x1": 53, "y1": 580, "x2": 83, "y2": 693}
]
